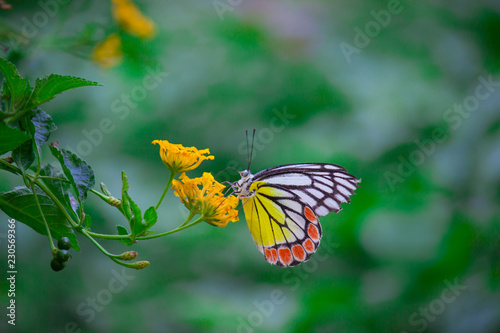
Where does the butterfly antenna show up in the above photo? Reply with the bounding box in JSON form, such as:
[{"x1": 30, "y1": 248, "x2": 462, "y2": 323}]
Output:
[{"x1": 247, "y1": 129, "x2": 256, "y2": 171}]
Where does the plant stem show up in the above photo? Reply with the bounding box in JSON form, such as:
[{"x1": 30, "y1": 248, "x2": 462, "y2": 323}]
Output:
[
  {"x1": 80, "y1": 229, "x2": 139, "y2": 269},
  {"x1": 86, "y1": 231, "x2": 130, "y2": 240},
  {"x1": 155, "y1": 171, "x2": 175, "y2": 210},
  {"x1": 30, "y1": 184, "x2": 56, "y2": 251},
  {"x1": 136, "y1": 215, "x2": 204, "y2": 240},
  {"x1": 31, "y1": 177, "x2": 79, "y2": 228},
  {"x1": 0, "y1": 158, "x2": 21, "y2": 174}
]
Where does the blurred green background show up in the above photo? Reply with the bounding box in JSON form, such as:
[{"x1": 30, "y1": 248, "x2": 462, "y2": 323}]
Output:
[{"x1": 1, "y1": 0, "x2": 500, "y2": 332}]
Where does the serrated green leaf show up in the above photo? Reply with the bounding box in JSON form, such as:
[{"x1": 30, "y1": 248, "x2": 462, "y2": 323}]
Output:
[
  {"x1": 0, "y1": 186, "x2": 80, "y2": 251},
  {"x1": 28, "y1": 74, "x2": 101, "y2": 109},
  {"x1": 12, "y1": 138, "x2": 35, "y2": 171},
  {"x1": 31, "y1": 108, "x2": 56, "y2": 146},
  {"x1": 49, "y1": 146, "x2": 95, "y2": 202},
  {"x1": 0, "y1": 57, "x2": 29, "y2": 104},
  {"x1": 0, "y1": 121, "x2": 31, "y2": 155}
]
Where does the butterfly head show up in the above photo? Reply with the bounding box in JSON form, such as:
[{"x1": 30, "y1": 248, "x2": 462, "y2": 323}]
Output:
[{"x1": 233, "y1": 170, "x2": 255, "y2": 199}]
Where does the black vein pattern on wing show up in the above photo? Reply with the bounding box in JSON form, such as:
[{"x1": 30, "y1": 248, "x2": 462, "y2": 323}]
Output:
[
  {"x1": 254, "y1": 184, "x2": 307, "y2": 242},
  {"x1": 253, "y1": 163, "x2": 360, "y2": 216}
]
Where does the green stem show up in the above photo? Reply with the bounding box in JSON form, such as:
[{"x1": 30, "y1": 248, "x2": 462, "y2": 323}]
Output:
[
  {"x1": 179, "y1": 210, "x2": 196, "y2": 227},
  {"x1": 86, "y1": 231, "x2": 130, "y2": 240},
  {"x1": 155, "y1": 171, "x2": 175, "y2": 210},
  {"x1": 30, "y1": 184, "x2": 56, "y2": 251},
  {"x1": 30, "y1": 176, "x2": 79, "y2": 227},
  {"x1": 38, "y1": 176, "x2": 70, "y2": 182},
  {"x1": 80, "y1": 229, "x2": 138, "y2": 269},
  {"x1": 90, "y1": 188, "x2": 128, "y2": 218},
  {"x1": 0, "y1": 158, "x2": 21, "y2": 174},
  {"x1": 136, "y1": 215, "x2": 204, "y2": 240}
]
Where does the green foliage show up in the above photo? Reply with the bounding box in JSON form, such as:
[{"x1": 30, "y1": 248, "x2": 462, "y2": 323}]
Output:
[
  {"x1": 28, "y1": 74, "x2": 101, "y2": 110},
  {"x1": 48, "y1": 146, "x2": 95, "y2": 202},
  {"x1": 0, "y1": 121, "x2": 30, "y2": 155},
  {"x1": 0, "y1": 186, "x2": 80, "y2": 251}
]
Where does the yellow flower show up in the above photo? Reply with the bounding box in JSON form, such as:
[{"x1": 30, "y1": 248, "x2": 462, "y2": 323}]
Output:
[
  {"x1": 173, "y1": 173, "x2": 239, "y2": 227},
  {"x1": 91, "y1": 34, "x2": 123, "y2": 69},
  {"x1": 152, "y1": 140, "x2": 214, "y2": 174},
  {"x1": 112, "y1": 0, "x2": 156, "y2": 39}
]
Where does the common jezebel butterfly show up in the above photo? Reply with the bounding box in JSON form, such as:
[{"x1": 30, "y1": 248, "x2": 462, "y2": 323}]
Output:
[{"x1": 232, "y1": 162, "x2": 360, "y2": 267}]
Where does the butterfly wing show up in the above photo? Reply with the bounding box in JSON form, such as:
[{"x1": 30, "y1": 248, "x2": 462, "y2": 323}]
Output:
[
  {"x1": 244, "y1": 163, "x2": 360, "y2": 267},
  {"x1": 243, "y1": 182, "x2": 322, "y2": 267}
]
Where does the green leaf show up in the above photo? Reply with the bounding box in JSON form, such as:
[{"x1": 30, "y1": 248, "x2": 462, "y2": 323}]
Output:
[
  {"x1": 144, "y1": 206, "x2": 157, "y2": 228},
  {"x1": 121, "y1": 171, "x2": 131, "y2": 220},
  {"x1": 117, "y1": 225, "x2": 128, "y2": 235},
  {"x1": 28, "y1": 74, "x2": 101, "y2": 109},
  {"x1": 49, "y1": 146, "x2": 95, "y2": 202},
  {"x1": 31, "y1": 108, "x2": 57, "y2": 146},
  {"x1": 84, "y1": 214, "x2": 92, "y2": 230},
  {"x1": 135, "y1": 207, "x2": 157, "y2": 236},
  {"x1": 39, "y1": 164, "x2": 72, "y2": 212},
  {"x1": 116, "y1": 225, "x2": 134, "y2": 245},
  {"x1": 12, "y1": 139, "x2": 35, "y2": 171},
  {"x1": 0, "y1": 186, "x2": 80, "y2": 251},
  {"x1": 0, "y1": 57, "x2": 29, "y2": 105},
  {"x1": 0, "y1": 121, "x2": 31, "y2": 155},
  {"x1": 129, "y1": 196, "x2": 142, "y2": 234}
]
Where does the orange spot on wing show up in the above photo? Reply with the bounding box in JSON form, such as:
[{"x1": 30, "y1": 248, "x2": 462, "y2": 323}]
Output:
[
  {"x1": 265, "y1": 248, "x2": 278, "y2": 264},
  {"x1": 265, "y1": 249, "x2": 272, "y2": 261},
  {"x1": 303, "y1": 239, "x2": 315, "y2": 253},
  {"x1": 278, "y1": 248, "x2": 293, "y2": 266},
  {"x1": 307, "y1": 224, "x2": 320, "y2": 241},
  {"x1": 270, "y1": 248, "x2": 278, "y2": 263},
  {"x1": 292, "y1": 245, "x2": 306, "y2": 261},
  {"x1": 304, "y1": 206, "x2": 317, "y2": 222}
]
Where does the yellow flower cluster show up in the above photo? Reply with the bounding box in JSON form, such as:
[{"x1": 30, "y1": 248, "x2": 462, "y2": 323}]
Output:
[
  {"x1": 111, "y1": 0, "x2": 156, "y2": 39},
  {"x1": 173, "y1": 173, "x2": 239, "y2": 227},
  {"x1": 92, "y1": 0, "x2": 156, "y2": 68},
  {"x1": 152, "y1": 140, "x2": 214, "y2": 175},
  {"x1": 91, "y1": 34, "x2": 123, "y2": 69}
]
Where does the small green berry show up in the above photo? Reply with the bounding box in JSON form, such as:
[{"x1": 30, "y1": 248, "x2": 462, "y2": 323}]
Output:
[
  {"x1": 57, "y1": 237, "x2": 72, "y2": 250},
  {"x1": 51, "y1": 258, "x2": 65, "y2": 272},
  {"x1": 56, "y1": 249, "x2": 71, "y2": 262}
]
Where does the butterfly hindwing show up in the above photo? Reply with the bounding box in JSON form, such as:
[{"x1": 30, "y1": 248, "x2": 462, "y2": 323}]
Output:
[{"x1": 243, "y1": 182, "x2": 322, "y2": 267}]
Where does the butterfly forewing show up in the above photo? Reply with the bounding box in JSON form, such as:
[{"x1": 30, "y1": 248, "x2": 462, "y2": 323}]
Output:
[{"x1": 240, "y1": 163, "x2": 360, "y2": 267}]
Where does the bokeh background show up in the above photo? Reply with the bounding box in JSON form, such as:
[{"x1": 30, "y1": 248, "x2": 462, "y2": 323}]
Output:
[{"x1": 1, "y1": 0, "x2": 500, "y2": 332}]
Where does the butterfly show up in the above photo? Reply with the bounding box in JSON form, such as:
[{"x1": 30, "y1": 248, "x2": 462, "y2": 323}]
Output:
[{"x1": 232, "y1": 163, "x2": 360, "y2": 267}]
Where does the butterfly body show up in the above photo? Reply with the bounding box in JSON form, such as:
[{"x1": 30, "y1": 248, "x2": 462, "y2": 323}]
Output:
[{"x1": 233, "y1": 163, "x2": 360, "y2": 267}]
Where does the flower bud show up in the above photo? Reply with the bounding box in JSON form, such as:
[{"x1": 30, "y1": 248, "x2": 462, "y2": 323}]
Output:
[
  {"x1": 120, "y1": 251, "x2": 138, "y2": 261},
  {"x1": 133, "y1": 261, "x2": 150, "y2": 270}
]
